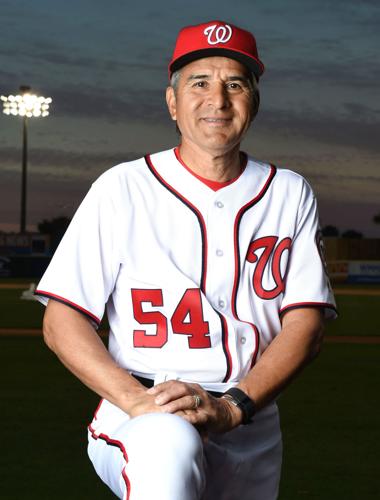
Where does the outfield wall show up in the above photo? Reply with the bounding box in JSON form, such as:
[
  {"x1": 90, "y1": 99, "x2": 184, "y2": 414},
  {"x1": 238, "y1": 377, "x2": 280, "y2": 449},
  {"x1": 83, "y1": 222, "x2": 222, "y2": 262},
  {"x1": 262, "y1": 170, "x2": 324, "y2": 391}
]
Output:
[
  {"x1": 328, "y1": 260, "x2": 380, "y2": 284},
  {"x1": 324, "y1": 237, "x2": 380, "y2": 261}
]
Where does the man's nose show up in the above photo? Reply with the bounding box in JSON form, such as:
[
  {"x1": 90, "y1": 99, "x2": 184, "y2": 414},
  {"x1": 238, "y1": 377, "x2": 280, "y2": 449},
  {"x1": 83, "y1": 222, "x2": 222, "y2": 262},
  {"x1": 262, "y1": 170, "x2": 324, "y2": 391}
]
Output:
[{"x1": 207, "y1": 83, "x2": 229, "y2": 109}]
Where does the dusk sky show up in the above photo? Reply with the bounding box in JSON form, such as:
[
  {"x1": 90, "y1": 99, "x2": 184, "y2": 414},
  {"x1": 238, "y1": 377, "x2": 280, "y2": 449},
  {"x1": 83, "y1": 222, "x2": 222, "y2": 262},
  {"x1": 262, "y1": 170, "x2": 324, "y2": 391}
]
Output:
[{"x1": 1, "y1": 0, "x2": 379, "y2": 236}]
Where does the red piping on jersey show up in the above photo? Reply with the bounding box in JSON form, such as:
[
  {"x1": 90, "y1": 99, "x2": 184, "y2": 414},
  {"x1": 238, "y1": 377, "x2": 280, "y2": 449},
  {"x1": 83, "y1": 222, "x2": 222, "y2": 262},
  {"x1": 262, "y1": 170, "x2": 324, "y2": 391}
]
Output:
[
  {"x1": 93, "y1": 398, "x2": 104, "y2": 420},
  {"x1": 174, "y1": 147, "x2": 248, "y2": 191},
  {"x1": 34, "y1": 289, "x2": 101, "y2": 325},
  {"x1": 145, "y1": 154, "x2": 232, "y2": 382},
  {"x1": 280, "y1": 301, "x2": 338, "y2": 316},
  {"x1": 88, "y1": 424, "x2": 131, "y2": 500},
  {"x1": 231, "y1": 165, "x2": 277, "y2": 368},
  {"x1": 145, "y1": 154, "x2": 208, "y2": 293},
  {"x1": 217, "y1": 312, "x2": 232, "y2": 382}
]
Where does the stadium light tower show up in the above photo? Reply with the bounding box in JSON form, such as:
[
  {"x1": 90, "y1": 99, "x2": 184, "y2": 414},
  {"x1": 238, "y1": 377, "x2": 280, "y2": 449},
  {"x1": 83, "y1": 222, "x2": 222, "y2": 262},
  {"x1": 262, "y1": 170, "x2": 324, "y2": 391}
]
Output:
[{"x1": 1, "y1": 85, "x2": 52, "y2": 233}]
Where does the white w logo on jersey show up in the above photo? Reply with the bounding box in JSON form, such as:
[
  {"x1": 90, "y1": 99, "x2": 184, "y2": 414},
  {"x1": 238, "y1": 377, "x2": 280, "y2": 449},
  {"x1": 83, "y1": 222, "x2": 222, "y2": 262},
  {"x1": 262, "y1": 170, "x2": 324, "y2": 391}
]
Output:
[{"x1": 204, "y1": 24, "x2": 233, "y2": 45}]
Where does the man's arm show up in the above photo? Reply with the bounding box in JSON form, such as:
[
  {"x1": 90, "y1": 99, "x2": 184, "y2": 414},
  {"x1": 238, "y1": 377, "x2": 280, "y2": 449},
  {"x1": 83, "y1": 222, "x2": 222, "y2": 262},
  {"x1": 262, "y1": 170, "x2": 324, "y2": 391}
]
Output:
[
  {"x1": 237, "y1": 306, "x2": 324, "y2": 408},
  {"x1": 44, "y1": 299, "x2": 324, "y2": 430},
  {"x1": 148, "y1": 307, "x2": 325, "y2": 432},
  {"x1": 43, "y1": 299, "x2": 166, "y2": 417}
]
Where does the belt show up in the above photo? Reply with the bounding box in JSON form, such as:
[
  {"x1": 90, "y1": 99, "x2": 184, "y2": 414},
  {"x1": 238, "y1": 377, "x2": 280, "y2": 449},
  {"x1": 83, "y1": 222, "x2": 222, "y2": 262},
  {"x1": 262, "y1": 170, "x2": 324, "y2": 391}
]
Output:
[{"x1": 133, "y1": 375, "x2": 224, "y2": 399}]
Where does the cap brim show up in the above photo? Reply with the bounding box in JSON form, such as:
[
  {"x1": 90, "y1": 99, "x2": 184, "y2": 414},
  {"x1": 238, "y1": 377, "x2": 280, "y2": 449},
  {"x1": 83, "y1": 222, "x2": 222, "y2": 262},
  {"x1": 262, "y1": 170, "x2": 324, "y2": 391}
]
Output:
[{"x1": 169, "y1": 48, "x2": 264, "y2": 80}]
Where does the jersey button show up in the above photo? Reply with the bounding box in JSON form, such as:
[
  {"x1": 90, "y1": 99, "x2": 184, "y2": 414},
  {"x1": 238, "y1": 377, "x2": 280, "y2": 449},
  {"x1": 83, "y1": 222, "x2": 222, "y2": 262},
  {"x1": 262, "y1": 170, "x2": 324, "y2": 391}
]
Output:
[
  {"x1": 241, "y1": 337, "x2": 247, "y2": 344},
  {"x1": 216, "y1": 249, "x2": 224, "y2": 256},
  {"x1": 215, "y1": 201, "x2": 224, "y2": 208},
  {"x1": 218, "y1": 298, "x2": 226, "y2": 308}
]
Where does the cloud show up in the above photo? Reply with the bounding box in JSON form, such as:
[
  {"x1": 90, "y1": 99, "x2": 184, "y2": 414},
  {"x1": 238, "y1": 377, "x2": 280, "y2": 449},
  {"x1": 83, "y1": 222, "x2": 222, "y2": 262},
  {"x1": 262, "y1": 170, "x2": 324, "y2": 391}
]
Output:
[
  {"x1": 316, "y1": 0, "x2": 380, "y2": 9},
  {"x1": 0, "y1": 69, "x2": 18, "y2": 89},
  {"x1": 7, "y1": 81, "x2": 168, "y2": 124},
  {"x1": 266, "y1": 63, "x2": 379, "y2": 90},
  {"x1": 257, "y1": 105, "x2": 379, "y2": 154},
  {"x1": 23, "y1": 47, "x2": 166, "y2": 75},
  {"x1": 0, "y1": 146, "x2": 143, "y2": 180},
  {"x1": 343, "y1": 102, "x2": 380, "y2": 120}
]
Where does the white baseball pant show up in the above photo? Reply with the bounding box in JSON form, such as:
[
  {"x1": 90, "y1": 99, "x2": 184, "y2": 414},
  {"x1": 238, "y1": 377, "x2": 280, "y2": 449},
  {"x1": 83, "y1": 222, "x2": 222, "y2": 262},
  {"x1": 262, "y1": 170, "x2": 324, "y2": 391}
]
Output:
[{"x1": 87, "y1": 403, "x2": 282, "y2": 500}]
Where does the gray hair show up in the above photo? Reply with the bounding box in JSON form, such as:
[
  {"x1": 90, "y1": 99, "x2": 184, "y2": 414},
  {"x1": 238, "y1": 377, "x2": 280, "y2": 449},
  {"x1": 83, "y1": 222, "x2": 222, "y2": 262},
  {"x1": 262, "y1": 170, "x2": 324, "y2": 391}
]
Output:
[
  {"x1": 170, "y1": 70, "x2": 182, "y2": 93},
  {"x1": 170, "y1": 68, "x2": 260, "y2": 116}
]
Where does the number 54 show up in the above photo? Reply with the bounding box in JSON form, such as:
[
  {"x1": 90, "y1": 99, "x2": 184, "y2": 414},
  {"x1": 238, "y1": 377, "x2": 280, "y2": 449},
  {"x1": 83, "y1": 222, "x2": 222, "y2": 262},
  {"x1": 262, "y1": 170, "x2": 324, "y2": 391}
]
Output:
[{"x1": 131, "y1": 288, "x2": 211, "y2": 349}]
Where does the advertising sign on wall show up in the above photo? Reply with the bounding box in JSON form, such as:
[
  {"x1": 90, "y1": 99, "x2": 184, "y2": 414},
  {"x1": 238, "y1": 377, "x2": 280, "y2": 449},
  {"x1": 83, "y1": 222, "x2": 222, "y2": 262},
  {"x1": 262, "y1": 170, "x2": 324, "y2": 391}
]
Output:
[
  {"x1": 347, "y1": 261, "x2": 380, "y2": 284},
  {"x1": 328, "y1": 261, "x2": 380, "y2": 284}
]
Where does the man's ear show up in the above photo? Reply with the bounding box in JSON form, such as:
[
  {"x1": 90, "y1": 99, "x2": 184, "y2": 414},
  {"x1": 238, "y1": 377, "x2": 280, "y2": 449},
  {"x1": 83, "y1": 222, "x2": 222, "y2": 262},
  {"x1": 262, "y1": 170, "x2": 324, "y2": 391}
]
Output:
[{"x1": 166, "y1": 86, "x2": 177, "y2": 121}]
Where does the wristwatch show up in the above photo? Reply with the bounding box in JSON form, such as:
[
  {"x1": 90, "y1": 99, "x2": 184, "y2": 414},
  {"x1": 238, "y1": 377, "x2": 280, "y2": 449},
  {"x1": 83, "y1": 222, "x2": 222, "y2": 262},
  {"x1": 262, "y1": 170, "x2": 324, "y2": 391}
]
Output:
[{"x1": 221, "y1": 387, "x2": 257, "y2": 424}]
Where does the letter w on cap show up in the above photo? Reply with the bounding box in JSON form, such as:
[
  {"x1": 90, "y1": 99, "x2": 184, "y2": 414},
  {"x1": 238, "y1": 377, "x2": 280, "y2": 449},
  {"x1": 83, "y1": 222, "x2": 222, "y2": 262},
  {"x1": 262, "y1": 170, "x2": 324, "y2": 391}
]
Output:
[{"x1": 204, "y1": 24, "x2": 233, "y2": 45}]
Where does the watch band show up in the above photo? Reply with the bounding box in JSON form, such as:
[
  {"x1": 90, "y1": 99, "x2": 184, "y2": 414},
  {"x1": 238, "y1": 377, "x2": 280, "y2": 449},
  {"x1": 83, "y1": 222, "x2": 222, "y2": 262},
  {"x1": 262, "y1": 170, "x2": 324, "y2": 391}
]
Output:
[{"x1": 222, "y1": 387, "x2": 256, "y2": 424}]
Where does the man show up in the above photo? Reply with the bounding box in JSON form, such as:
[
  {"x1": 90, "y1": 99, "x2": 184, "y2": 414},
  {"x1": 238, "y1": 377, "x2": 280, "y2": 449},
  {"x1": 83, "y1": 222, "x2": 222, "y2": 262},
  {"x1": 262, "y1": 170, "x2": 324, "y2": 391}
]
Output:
[{"x1": 36, "y1": 20, "x2": 336, "y2": 500}]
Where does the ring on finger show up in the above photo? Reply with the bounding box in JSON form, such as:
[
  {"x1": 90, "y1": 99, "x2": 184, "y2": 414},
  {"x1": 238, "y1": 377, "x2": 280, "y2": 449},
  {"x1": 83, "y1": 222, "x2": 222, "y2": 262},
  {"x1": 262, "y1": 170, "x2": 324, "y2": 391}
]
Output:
[{"x1": 192, "y1": 394, "x2": 202, "y2": 409}]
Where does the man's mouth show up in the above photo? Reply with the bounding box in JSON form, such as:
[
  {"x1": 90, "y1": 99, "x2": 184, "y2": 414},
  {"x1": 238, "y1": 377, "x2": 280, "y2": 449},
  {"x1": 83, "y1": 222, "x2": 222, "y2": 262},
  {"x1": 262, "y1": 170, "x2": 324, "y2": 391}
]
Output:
[{"x1": 202, "y1": 117, "x2": 231, "y2": 124}]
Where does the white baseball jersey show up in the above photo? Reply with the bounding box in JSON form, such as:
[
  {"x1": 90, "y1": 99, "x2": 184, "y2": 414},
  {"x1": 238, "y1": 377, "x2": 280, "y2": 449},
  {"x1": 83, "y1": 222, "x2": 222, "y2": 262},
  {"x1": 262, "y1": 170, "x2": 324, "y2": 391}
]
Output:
[
  {"x1": 36, "y1": 148, "x2": 335, "y2": 498},
  {"x1": 36, "y1": 147, "x2": 336, "y2": 392}
]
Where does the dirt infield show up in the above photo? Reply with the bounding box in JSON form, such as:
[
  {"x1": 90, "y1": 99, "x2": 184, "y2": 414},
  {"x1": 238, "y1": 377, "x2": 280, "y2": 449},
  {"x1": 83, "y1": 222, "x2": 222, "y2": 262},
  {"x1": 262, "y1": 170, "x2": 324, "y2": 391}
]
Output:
[
  {"x1": 333, "y1": 287, "x2": 380, "y2": 296},
  {"x1": 323, "y1": 335, "x2": 380, "y2": 344},
  {"x1": 0, "y1": 328, "x2": 379, "y2": 343},
  {"x1": 0, "y1": 283, "x2": 35, "y2": 289},
  {"x1": 2, "y1": 283, "x2": 380, "y2": 295},
  {"x1": 1, "y1": 283, "x2": 378, "y2": 343}
]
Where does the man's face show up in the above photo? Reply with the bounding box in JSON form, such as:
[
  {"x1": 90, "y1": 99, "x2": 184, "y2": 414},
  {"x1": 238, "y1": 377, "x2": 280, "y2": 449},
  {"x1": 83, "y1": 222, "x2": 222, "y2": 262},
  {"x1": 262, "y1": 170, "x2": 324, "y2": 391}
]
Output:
[{"x1": 166, "y1": 57, "x2": 255, "y2": 156}]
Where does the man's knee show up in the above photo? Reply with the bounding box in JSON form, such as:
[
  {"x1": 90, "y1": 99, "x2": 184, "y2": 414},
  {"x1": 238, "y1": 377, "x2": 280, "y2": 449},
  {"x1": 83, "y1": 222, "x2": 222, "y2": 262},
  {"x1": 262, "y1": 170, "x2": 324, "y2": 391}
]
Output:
[
  {"x1": 120, "y1": 413, "x2": 205, "y2": 498},
  {"x1": 122, "y1": 413, "x2": 203, "y2": 465}
]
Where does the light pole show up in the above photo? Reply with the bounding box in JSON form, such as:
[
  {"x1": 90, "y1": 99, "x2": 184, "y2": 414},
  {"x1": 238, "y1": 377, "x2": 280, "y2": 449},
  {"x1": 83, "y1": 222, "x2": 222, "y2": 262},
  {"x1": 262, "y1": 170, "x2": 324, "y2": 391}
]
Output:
[{"x1": 1, "y1": 86, "x2": 52, "y2": 233}]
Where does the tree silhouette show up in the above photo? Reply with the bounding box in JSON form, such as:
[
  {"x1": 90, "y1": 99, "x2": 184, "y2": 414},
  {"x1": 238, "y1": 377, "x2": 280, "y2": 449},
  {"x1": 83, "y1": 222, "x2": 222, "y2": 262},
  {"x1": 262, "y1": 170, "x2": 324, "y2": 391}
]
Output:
[
  {"x1": 38, "y1": 216, "x2": 71, "y2": 252},
  {"x1": 321, "y1": 225, "x2": 339, "y2": 237},
  {"x1": 341, "y1": 229, "x2": 363, "y2": 239},
  {"x1": 373, "y1": 213, "x2": 380, "y2": 225}
]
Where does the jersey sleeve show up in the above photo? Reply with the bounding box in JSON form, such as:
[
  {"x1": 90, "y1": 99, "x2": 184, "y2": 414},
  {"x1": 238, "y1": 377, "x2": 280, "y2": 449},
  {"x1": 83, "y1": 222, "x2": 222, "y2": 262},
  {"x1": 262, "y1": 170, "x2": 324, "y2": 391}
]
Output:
[
  {"x1": 35, "y1": 177, "x2": 122, "y2": 326},
  {"x1": 280, "y1": 180, "x2": 337, "y2": 319}
]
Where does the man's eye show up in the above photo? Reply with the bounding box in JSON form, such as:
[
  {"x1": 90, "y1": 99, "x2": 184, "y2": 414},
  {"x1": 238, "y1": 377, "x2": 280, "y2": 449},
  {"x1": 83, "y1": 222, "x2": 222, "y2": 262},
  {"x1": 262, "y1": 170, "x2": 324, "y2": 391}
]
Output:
[
  {"x1": 193, "y1": 81, "x2": 207, "y2": 88},
  {"x1": 227, "y1": 82, "x2": 242, "y2": 90}
]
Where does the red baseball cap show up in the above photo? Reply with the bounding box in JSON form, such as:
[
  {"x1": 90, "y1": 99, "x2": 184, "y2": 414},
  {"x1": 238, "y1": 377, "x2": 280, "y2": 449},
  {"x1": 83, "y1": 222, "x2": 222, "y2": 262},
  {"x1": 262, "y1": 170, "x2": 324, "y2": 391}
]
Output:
[{"x1": 169, "y1": 20, "x2": 265, "y2": 80}]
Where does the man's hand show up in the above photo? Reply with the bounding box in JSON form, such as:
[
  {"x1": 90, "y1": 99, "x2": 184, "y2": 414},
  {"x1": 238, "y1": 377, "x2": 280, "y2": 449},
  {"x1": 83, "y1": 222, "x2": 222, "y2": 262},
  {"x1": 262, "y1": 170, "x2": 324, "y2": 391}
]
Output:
[
  {"x1": 147, "y1": 380, "x2": 243, "y2": 435},
  {"x1": 124, "y1": 388, "x2": 173, "y2": 418},
  {"x1": 43, "y1": 300, "x2": 241, "y2": 427}
]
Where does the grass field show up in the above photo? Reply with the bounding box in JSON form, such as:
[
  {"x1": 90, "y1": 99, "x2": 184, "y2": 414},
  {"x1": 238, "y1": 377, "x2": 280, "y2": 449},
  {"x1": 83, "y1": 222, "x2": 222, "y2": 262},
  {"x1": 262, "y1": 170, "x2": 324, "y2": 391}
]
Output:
[
  {"x1": 1, "y1": 281, "x2": 379, "y2": 498},
  {"x1": 326, "y1": 292, "x2": 380, "y2": 337},
  {"x1": 1, "y1": 284, "x2": 379, "y2": 336},
  {"x1": 279, "y1": 343, "x2": 380, "y2": 499},
  {"x1": 1, "y1": 336, "x2": 114, "y2": 500},
  {"x1": 1, "y1": 337, "x2": 379, "y2": 499}
]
